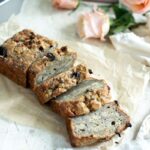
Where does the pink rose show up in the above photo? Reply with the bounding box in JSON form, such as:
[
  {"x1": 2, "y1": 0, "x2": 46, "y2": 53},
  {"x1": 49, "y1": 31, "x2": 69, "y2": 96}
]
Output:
[
  {"x1": 77, "y1": 10, "x2": 110, "y2": 41},
  {"x1": 52, "y1": 0, "x2": 78, "y2": 10},
  {"x1": 122, "y1": 0, "x2": 150, "y2": 13}
]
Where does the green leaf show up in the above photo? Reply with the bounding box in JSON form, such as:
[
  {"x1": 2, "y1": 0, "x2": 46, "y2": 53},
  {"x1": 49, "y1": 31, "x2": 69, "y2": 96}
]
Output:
[
  {"x1": 112, "y1": 4, "x2": 128, "y2": 18},
  {"x1": 109, "y1": 4, "x2": 138, "y2": 35},
  {"x1": 98, "y1": 5, "x2": 112, "y2": 12}
]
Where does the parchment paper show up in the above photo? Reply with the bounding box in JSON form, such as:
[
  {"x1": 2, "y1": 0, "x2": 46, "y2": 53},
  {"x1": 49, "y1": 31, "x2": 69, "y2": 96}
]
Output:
[{"x1": 0, "y1": 0, "x2": 150, "y2": 149}]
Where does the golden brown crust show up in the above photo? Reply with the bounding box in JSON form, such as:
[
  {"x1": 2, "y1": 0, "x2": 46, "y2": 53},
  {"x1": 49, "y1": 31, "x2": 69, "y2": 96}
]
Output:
[
  {"x1": 51, "y1": 79, "x2": 111, "y2": 117},
  {"x1": 0, "y1": 29, "x2": 57, "y2": 87},
  {"x1": 51, "y1": 94, "x2": 111, "y2": 118},
  {"x1": 0, "y1": 57, "x2": 26, "y2": 86},
  {"x1": 51, "y1": 100, "x2": 90, "y2": 117},
  {"x1": 66, "y1": 102, "x2": 130, "y2": 147},
  {"x1": 34, "y1": 64, "x2": 89, "y2": 104}
]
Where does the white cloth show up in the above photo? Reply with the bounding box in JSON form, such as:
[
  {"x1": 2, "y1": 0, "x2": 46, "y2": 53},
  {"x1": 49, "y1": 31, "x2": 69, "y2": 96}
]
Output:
[
  {"x1": 110, "y1": 14, "x2": 150, "y2": 67},
  {"x1": 110, "y1": 32, "x2": 150, "y2": 66},
  {"x1": 114, "y1": 115, "x2": 150, "y2": 150}
]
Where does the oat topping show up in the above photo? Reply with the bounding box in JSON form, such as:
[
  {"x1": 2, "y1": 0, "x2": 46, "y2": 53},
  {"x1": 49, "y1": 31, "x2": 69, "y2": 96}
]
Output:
[{"x1": 83, "y1": 89, "x2": 110, "y2": 111}]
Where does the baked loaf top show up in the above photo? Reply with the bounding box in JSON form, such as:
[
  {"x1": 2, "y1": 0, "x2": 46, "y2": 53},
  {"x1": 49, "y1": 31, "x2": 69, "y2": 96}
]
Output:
[
  {"x1": 51, "y1": 78, "x2": 111, "y2": 117},
  {"x1": 0, "y1": 29, "x2": 57, "y2": 86},
  {"x1": 28, "y1": 46, "x2": 77, "y2": 90},
  {"x1": 66, "y1": 101, "x2": 131, "y2": 147},
  {"x1": 1, "y1": 29, "x2": 57, "y2": 67}
]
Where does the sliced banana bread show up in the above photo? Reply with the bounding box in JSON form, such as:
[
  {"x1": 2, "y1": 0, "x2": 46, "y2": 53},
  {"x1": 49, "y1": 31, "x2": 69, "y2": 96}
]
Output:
[
  {"x1": 28, "y1": 46, "x2": 77, "y2": 90},
  {"x1": 0, "y1": 29, "x2": 57, "y2": 87},
  {"x1": 34, "y1": 64, "x2": 89, "y2": 104},
  {"x1": 66, "y1": 102, "x2": 131, "y2": 147},
  {"x1": 51, "y1": 79, "x2": 111, "y2": 117}
]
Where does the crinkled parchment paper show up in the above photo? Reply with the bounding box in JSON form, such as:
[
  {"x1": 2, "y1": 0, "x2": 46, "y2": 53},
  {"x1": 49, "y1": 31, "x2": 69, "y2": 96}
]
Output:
[{"x1": 0, "y1": 0, "x2": 150, "y2": 149}]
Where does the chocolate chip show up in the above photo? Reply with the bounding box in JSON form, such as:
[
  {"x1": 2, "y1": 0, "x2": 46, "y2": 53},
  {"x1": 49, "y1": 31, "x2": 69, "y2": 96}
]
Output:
[
  {"x1": 61, "y1": 46, "x2": 67, "y2": 52},
  {"x1": 49, "y1": 45, "x2": 53, "y2": 48},
  {"x1": 53, "y1": 96, "x2": 57, "y2": 99},
  {"x1": 0, "y1": 46, "x2": 7, "y2": 58},
  {"x1": 30, "y1": 32, "x2": 35, "y2": 35},
  {"x1": 111, "y1": 121, "x2": 115, "y2": 125},
  {"x1": 30, "y1": 35, "x2": 34, "y2": 40},
  {"x1": 86, "y1": 89, "x2": 92, "y2": 93},
  {"x1": 107, "y1": 85, "x2": 111, "y2": 91},
  {"x1": 86, "y1": 89, "x2": 90, "y2": 93},
  {"x1": 107, "y1": 106, "x2": 110, "y2": 109},
  {"x1": 115, "y1": 132, "x2": 121, "y2": 137},
  {"x1": 114, "y1": 100, "x2": 119, "y2": 106},
  {"x1": 39, "y1": 46, "x2": 44, "y2": 51},
  {"x1": 88, "y1": 69, "x2": 93, "y2": 74},
  {"x1": 54, "y1": 85, "x2": 59, "y2": 90},
  {"x1": 28, "y1": 41, "x2": 32, "y2": 45},
  {"x1": 53, "y1": 68, "x2": 57, "y2": 71},
  {"x1": 127, "y1": 123, "x2": 132, "y2": 128},
  {"x1": 71, "y1": 72, "x2": 80, "y2": 79},
  {"x1": 46, "y1": 53, "x2": 55, "y2": 61},
  {"x1": 115, "y1": 142, "x2": 119, "y2": 144}
]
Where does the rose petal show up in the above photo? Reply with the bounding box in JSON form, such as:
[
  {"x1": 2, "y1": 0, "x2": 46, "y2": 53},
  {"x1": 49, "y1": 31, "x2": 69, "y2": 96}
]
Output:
[
  {"x1": 52, "y1": 0, "x2": 78, "y2": 10},
  {"x1": 122, "y1": 0, "x2": 150, "y2": 13},
  {"x1": 77, "y1": 10, "x2": 110, "y2": 41}
]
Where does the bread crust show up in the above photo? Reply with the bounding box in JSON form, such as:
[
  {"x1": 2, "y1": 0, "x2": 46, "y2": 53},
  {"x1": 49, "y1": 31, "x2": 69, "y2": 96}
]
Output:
[
  {"x1": 0, "y1": 29, "x2": 56, "y2": 87},
  {"x1": 66, "y1": 102, "x2": 130, "y2": 147},
  {"x1": 0, "y1": 57, "x2": 27, "y2": 86},
  {"x1": 51, "y1": 79, "x2": 111, "y2": 117},
  {"x1": 34, "y1": 64, "x2": 89, "y2": 104}
]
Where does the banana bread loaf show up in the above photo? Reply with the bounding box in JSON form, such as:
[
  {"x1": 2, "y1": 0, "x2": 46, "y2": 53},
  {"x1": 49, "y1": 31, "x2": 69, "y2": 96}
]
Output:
[{"x1": 0, "y1": 29, "x2": 57, "y2": 87}]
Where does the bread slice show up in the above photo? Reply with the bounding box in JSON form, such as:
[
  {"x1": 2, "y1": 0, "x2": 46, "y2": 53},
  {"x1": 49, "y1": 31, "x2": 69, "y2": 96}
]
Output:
[
  {"x1": 66, "y1": 102, "x2": 131, "y2": 147},
  {"x1": 34, "y1": 64, "x2": 89, "y2": 104},
  {"x1": 51, "y1": 79, "x2": 111, "y2": 117},
  {"x1": 28, "y1": 46, "x2": 77, "y2": 90}
]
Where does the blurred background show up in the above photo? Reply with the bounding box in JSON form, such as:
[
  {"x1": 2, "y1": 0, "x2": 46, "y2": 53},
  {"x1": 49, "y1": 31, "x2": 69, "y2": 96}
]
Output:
[{"x1": 0, "y1": 0, "x2": 24, "y2": 23}]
